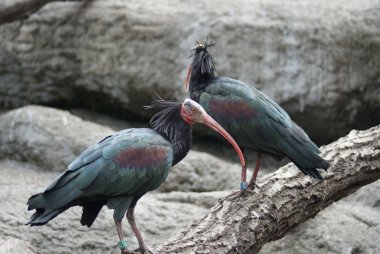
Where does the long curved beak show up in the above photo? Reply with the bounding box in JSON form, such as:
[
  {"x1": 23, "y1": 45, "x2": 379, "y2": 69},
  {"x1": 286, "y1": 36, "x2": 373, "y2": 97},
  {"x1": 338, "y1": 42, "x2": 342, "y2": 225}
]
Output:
[{"x1": 201, "y1": 112, "x2": 246, "y2": 170}]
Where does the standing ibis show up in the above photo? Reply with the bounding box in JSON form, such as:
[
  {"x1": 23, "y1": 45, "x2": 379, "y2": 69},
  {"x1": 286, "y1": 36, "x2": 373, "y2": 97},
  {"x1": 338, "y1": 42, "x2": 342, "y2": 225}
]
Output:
[
  {"x1": 26, "y1": 97, "x2": 245, "y2": 254},
  {"x1": 186, "y1": 40, "x2": 329, "y2": 197}
]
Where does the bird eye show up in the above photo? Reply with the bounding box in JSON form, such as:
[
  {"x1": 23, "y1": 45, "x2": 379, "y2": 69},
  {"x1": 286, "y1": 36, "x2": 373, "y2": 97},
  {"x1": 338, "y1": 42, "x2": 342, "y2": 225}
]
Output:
[{"x1": 192, "y1": 108, "x2": 196, "y2": 112}]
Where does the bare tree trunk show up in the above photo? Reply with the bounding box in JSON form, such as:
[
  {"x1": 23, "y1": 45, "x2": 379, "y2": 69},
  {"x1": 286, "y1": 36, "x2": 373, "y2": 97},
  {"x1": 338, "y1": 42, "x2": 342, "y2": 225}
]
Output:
[
  {"x1": 0, "y1": 0, "x2": 92, "y2": 25},
  {"x1": 0, "y1": 0, "x2": 54, "y2": 25},
  {"x1": 156, "y1": 126, "x2": 380, "y2": 253}
]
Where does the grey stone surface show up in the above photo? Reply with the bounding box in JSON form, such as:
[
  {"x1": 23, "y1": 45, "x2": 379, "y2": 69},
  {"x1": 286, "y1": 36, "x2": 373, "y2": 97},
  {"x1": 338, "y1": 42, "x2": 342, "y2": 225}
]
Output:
[
  {"x1": 158, "y1": 150, "x2": 244, "y2": 192},
  {"x1": 0, "y1": 0, "x2": 379, "y2": 143},
  {"x1": 0, "y1": 105, "x2": 114, "y2": 171},
  {"x1": 0, "y1": 236, "x2": 36, "y2": 254}
]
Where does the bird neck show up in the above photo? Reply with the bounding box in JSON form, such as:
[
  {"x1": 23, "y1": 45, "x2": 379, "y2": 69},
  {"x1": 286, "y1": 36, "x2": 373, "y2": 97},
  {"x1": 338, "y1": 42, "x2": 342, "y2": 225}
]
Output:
[
  {"x1": 157, "y1": 117, "x2": 192, "y2": 167},
  {"x1": 189, "y1": 49, "x2": 216, "y2": 94},
  {"x1": 150, "y1": 104, "x2": 192, "y2": 166}
]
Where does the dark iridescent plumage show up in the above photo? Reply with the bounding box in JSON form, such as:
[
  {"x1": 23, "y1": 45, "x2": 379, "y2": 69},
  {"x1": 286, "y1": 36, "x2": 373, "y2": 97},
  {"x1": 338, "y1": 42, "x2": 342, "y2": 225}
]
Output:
[
  {"x1": 26, "y1": 100, "x2": 191, "y2": 253},
  {"x1": 28, "y1": 128, "x2": 173, "y2": 224},
  {"x1": 188, "y1": 41, "x2": 329, "y2": 181}
]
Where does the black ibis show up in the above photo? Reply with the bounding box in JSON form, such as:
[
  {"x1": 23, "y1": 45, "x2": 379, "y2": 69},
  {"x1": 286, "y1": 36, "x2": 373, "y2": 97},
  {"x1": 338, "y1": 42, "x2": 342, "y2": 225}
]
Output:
[
  {"x1": 26, "y1": 97, "x2": 245, "y2": 254},
  {"x1": 186, "y1": 40, "x2": 329, "y2": 197}
]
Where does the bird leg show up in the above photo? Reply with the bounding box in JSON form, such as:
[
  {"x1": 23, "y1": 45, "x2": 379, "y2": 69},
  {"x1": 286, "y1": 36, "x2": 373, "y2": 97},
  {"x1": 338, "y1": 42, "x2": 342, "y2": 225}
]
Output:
[
  {"x1": 248, "y1": 152, "x2": 262, "y2": 189},
  {"x1": 126, "y1": 207, "x2": 156, "y2": 254},
  {"x1": 218, "y1": 153, "x2": 250, "y2": 202},
  {"x1": 115, "y1": 219, "x2": 129, "y2": 254},
  {"x1": 220, "y1": 188, "x2": 247, "y2": 202}
]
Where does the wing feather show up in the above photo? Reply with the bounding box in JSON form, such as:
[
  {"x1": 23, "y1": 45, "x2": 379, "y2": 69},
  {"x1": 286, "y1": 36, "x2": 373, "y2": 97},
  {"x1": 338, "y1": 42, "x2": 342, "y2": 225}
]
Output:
[
  {"x1": 199, "y1": 76, "x2": 328, "y2": 175},
  {"x1": 30, "y1": 128, "x2": 173, "y2": 213}
]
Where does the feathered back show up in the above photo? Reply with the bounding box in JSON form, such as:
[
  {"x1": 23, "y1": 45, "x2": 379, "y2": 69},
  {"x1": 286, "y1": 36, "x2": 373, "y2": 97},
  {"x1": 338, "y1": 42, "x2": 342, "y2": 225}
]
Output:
[{"x1": 190, "y1": 40, "x2": 216, "y2": 85}]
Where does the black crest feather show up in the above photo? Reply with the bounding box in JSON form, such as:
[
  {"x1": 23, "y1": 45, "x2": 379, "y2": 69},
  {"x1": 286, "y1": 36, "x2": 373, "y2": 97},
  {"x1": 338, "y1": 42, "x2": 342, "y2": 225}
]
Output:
[
  {"x1": 145, "y1": 94, "x2": 182, "y2": 137},
  {"x1": 190, "y1": 39, "x2": 216, "y2": 85}
]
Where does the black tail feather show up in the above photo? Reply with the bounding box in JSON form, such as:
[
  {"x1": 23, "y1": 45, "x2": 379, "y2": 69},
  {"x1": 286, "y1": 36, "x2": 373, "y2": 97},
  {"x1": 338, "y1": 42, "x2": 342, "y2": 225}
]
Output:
[
  {"x1": 286, "y1": 141, "x2": 329, "y2": 180},
  {"x1": 281, "y1": 128, "x2": 329, "y2": 180},
  {"x1": 80, "y1": 201, "x2": 105, "y2": 227},
  {"x1": 26, "y1": 207, "x2": 67, "y2": 226}
]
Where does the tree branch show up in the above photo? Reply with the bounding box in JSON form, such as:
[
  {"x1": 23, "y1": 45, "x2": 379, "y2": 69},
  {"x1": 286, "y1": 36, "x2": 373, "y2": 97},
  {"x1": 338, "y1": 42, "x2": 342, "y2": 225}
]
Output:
[
  {"x1": 0, "y1": 0, "x2": 92, "y2": 26},
  {"x1": 156, "y1": 125, "x2": 380, "y2": 253},
  {"x1": 0, "y1": 0, "x2": 53, "y2": 25}
]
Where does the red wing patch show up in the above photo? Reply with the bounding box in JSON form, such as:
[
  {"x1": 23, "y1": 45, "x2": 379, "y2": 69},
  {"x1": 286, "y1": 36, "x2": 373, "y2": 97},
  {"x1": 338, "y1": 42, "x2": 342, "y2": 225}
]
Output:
[
  {"x1": 114, "y1": 146, "x2": 169, "y2": 169},
  {"x1": 208, "y1": 99, "x2": 256, "y2": 119}
]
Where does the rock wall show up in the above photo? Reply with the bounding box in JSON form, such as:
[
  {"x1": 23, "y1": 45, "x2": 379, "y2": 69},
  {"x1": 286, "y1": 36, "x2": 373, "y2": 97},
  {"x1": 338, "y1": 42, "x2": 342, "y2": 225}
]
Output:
[
  {"x1": 0, "y1": 105, "x2": 114, "y2": 171},
  {"x1": 0, "y1": 237, "x2": 36, "y2": 254},
  {"x1": 0, "y1": 0, "x2": 379, "y2": 144}
]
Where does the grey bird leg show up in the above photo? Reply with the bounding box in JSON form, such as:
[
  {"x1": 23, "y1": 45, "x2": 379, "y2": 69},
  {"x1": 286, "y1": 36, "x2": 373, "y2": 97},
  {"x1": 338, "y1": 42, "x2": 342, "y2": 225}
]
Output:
[
  {"x1": 248, "y1": 152, "x2": 262, "y2": 189},
  {"x1": 127, "y1": 207, "x2": 156, "y2": 254},
  {"x1": 218, "y1": 151, "x2": 252, "y2": 202},
  {"x1": 115, "y1": 219, "x2": 129, "y2": 254}
]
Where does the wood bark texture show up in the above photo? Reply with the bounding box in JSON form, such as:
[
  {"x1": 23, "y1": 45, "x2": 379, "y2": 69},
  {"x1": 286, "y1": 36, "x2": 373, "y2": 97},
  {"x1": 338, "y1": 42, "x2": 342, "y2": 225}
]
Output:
[
  {"x1": 0, "y1": 0, "x2": 53, "y2": 25},
  {"x1": 155, "y1": 126, "x2": 380, "y2": 254}
]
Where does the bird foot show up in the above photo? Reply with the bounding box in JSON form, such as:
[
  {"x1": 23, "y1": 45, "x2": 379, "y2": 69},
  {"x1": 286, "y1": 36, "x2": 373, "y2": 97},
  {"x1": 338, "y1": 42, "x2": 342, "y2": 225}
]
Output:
[
  {"x1": 132, "y1": 246, "x2": 157, "y2": 254},
  {"x1": 218, "y1": 189, "x2": 254, "y2": 203},
  {"x1": 248, "y1": 182, "x2": 260, "y2": 190},
  {"x1": 121, "y1": 250, "x2": 133, "y2": 254}
]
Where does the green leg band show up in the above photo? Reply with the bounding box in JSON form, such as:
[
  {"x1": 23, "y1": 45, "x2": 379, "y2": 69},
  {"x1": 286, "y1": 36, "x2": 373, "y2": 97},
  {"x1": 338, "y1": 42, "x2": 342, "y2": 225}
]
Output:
[{"x1": 118, "y1": 239, "x2": 128, "y2": 250}]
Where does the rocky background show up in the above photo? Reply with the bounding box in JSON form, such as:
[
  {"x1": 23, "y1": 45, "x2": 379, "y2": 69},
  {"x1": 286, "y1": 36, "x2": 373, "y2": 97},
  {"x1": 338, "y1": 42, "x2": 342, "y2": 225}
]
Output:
[{"x1": 0, "y1": 0, "x2": 379, "y2": 253}]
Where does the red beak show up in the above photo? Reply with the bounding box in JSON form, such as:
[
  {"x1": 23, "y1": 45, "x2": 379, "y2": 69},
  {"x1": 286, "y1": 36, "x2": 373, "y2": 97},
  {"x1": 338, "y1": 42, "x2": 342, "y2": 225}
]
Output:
[
  {"x1": 181, "y1": 98, "x2": 246, "y2": 172},
  {"x1": 201, "y1": 113, "x2": 246, "y2": 171}
]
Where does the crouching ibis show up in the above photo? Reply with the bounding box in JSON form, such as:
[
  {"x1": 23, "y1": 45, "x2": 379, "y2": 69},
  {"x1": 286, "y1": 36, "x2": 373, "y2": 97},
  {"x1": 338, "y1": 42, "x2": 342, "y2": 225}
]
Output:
[
  {"x1": 26, "y1": 98, "x2": 245, "y2": 254},
  {"x1": 186, "y1": 40, "x2": 329, "y2": 197}
]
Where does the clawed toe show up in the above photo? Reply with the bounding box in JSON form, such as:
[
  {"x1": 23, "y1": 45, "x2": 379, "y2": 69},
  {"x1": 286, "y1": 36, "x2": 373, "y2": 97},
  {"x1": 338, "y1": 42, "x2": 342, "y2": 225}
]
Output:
[
  {"x1": 218, "y1": 189, "x2": 246, "y2": 203},
  {"x1": 132, "y1": 246, "x2": 157, "y2": 254},
  {"x1": 147, "y1": 247, "x2": 157, "y2": 254},
  {"x1": 121, "y1": 249, "x2": 133, "y2": 254},
  {"x1": 248, "y1": 182, "x2": 259, "y2": 190}
]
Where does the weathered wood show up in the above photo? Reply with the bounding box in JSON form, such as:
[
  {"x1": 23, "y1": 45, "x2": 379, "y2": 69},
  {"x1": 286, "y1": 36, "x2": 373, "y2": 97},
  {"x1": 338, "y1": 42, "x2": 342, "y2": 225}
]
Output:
[
  {"x1": 156, "y1": 126, "x2": 380, "y2": 253},
  {"x1": 0, "y1": 0, "x2": 53, "y2": 25},
  {"x1": 0, "y1": 0, "x2": 93, "y2": 26}
]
